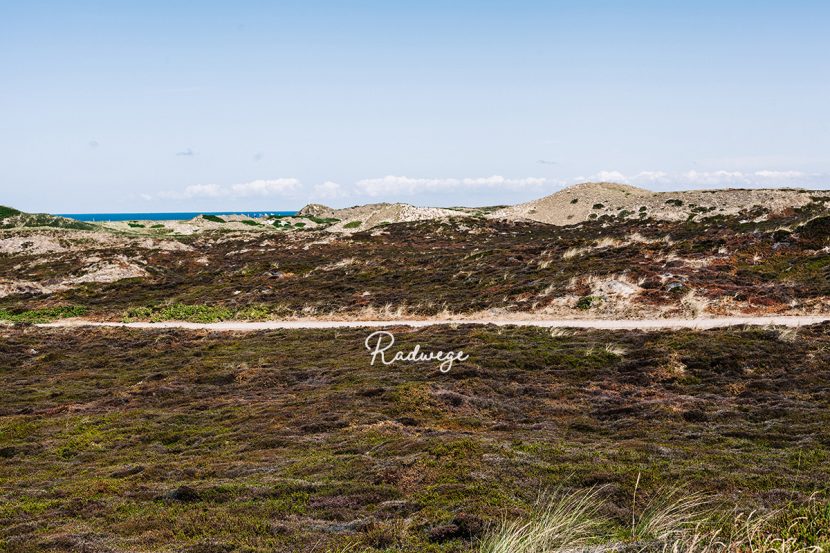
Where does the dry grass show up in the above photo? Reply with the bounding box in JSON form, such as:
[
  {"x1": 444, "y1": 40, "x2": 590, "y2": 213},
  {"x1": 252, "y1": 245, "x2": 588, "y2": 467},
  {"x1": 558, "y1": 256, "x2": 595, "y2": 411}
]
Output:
[
  {"x1": 778, "y1": 328, "x2": 800, "y2": 343},
  {"x1": 478, "y1": 484, "x2": 827, "y2": 553},
  {"x1": 604, "y1": 343, "x2": 627, "y2": 356},
  {"x1": 659, "y1": 510, "x2": 825, "y2": 553},
  {"x1": 478, "y1": 488, "x2": 605, "y2": 553},
  {"x1": 631, "y1": 484, "x2": 711, "y2": 542}
]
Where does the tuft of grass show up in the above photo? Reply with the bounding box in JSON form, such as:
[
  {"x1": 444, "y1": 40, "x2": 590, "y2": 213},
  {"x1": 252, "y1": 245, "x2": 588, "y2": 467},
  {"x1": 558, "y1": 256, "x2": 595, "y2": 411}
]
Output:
[
  {"x1": 201, "y1": 214, "x2": 226, "y2": 223},
  {"x1": 478, "y1": 488, "x2": 604, "y2": 553},
  {"x1": 630, "y1": 481, "x2": 712, "y2": 542},
  {"x1": 480, "y1": 485, "x2": 829, "y2": 553},
  {"x1": 658, "y1": 508, "x2": 828, "y2": 553},
  {"x1": 343, "y1": 221, "x2": 362, "y2": 229}
]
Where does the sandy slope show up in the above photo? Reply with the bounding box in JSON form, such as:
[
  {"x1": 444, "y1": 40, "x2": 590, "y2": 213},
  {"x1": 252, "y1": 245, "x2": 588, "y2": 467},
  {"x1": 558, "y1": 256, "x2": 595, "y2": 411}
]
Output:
[
  {"x1": 490, "y1": 182, "x2": 817, "y2": 225},
  {"x1": 37, "y1": 315, "x2": 830, "y2": 331}
]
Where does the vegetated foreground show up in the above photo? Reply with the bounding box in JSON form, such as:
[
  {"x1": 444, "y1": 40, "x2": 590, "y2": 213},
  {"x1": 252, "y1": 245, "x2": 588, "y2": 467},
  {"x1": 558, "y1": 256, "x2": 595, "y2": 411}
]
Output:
[{"x1": 2, "y1": 324, "x2": 829, "y2": 552}]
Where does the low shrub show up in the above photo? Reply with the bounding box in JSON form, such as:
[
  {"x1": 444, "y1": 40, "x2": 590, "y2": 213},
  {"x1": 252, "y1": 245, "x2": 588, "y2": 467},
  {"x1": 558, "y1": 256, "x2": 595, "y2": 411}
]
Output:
[
  {"x1": 307, "y1": 216, "x2": 340, "y2": 225},
  {"x1": 0, "y1": 205, "x2": 22, "y2": 219},
  {"x1": 576, "y1": 296, "x2": 602, "y2": 310},
  {"x1": 123, "y1": 304, "x2": 232, "y2": 323},
  {"x1": 0, "y1": 305, "x2": 88, "y2": 323}
]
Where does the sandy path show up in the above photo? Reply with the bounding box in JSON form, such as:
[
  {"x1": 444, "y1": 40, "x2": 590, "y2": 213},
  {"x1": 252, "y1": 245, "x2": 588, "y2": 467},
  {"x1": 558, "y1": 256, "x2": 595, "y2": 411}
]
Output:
[{"x1": 37, "y1": 315, "x2": 830, "y2": 331}]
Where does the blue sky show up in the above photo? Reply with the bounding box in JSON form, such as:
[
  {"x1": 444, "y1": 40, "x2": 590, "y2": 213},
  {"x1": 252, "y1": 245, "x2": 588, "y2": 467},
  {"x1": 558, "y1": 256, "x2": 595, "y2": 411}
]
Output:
[{"x1": 1, "y1": 1, "x2": 829, "y2": 212}]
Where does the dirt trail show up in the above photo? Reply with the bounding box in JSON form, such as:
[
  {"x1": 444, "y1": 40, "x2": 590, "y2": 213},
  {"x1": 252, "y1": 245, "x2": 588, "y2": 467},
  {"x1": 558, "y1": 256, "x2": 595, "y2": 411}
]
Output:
[{"x1": 36, "y1": 315, "x2": 830, "y2": 331}]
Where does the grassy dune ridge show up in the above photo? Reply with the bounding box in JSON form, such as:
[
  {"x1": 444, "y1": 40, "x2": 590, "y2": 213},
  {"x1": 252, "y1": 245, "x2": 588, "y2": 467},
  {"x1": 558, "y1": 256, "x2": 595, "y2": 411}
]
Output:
[{"x1": 2, "y1": 200, "x2": 830, "y2": 321}]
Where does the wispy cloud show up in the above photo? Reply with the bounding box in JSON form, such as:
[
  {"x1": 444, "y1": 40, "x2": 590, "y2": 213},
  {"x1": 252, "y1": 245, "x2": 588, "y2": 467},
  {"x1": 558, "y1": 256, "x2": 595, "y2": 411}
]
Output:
[
  {"x1": 355, "y1": 175, "x2": 558, "y2": 197},
  {"x1": 159, "y1": 183, "x2": 223, "y2": 199},
  {"x1": 176, "y1": 148, "x2": 196, "y2": 157},
  {"x1": 148, "y1": 170, "x2": 826, "y2": 205},
  {"x1": 579, "y1": 169, "x2": 825, "y2": 188},
  {"x1": 159, "y1": 178, "x2": 301, "y2": 200},
  {"x1": 230, "y1": 178, "x2": 300, "y2": 196}
]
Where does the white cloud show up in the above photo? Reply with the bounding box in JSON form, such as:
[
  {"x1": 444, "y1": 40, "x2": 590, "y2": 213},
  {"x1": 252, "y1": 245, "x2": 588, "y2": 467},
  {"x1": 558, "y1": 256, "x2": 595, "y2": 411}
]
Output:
[
  {"x1": 152, "y1": 170, "x2": 826, "y2": 205},
  {"x1": 312, "y1": 181, "x2": 346, "y2": 200},
  {"x1": 166, "y1": 183, "x2": 224, "y2": 199},
  {"x1": 631, "y1": 171, "x2": 671, "y2": 184},
  {"x1": 585, "y1": 170, "x2": 630, "y2": 183},
  {"x1": 682, "y1": 170, "x2": 747, "y2": 186},
  {"x1": 580, "y1": 169, "x2": 824, "y2": 189},
  {"x1": 159, "y1": 179, "x2": 301, "y2": 200},
  {"x1": 229, "y1": 178, "x2": 301, "y2": 196},
  {"x1": 753, "y1": 170, "x2": 807, "y2": 179},
  {"x1": 681, "y1": 170, "x2": 821, "y2": 187},
  {"x1": 461, "y1": 176, "x2": 548, "y2": 189},
  {"x1": 355, "y1": 175, "x2": 557, "y2": 197}
]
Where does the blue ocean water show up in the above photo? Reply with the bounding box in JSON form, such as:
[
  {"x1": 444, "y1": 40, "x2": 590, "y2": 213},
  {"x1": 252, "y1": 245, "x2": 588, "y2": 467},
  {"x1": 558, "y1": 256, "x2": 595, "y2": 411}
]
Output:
[{"x1": 56, "y1": 211, "x2": 298, "y2": 222}]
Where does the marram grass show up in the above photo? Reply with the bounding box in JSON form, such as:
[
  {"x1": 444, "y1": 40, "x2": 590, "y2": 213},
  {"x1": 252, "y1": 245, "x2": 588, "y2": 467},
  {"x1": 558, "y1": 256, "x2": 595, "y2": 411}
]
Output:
[{"x1": 476, "y1": 487, "x2": 827, "y2": 553}]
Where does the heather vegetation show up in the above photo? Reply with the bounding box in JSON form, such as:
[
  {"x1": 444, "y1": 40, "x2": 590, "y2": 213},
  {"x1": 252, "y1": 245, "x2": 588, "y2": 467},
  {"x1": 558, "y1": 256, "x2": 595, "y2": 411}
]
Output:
[
  {"x1": 2, "y1": 199, "x2": 829, "y2": 321},
  {"x1": 1, "y1": 323, "x2": 829, "y2": 551}
]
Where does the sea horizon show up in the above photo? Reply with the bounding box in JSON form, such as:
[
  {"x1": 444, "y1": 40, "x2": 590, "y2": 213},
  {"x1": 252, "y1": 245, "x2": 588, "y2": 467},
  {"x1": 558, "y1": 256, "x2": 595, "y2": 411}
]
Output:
[{"x1": 56, "y1": 210, "x2": 298, "y2": 222}]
